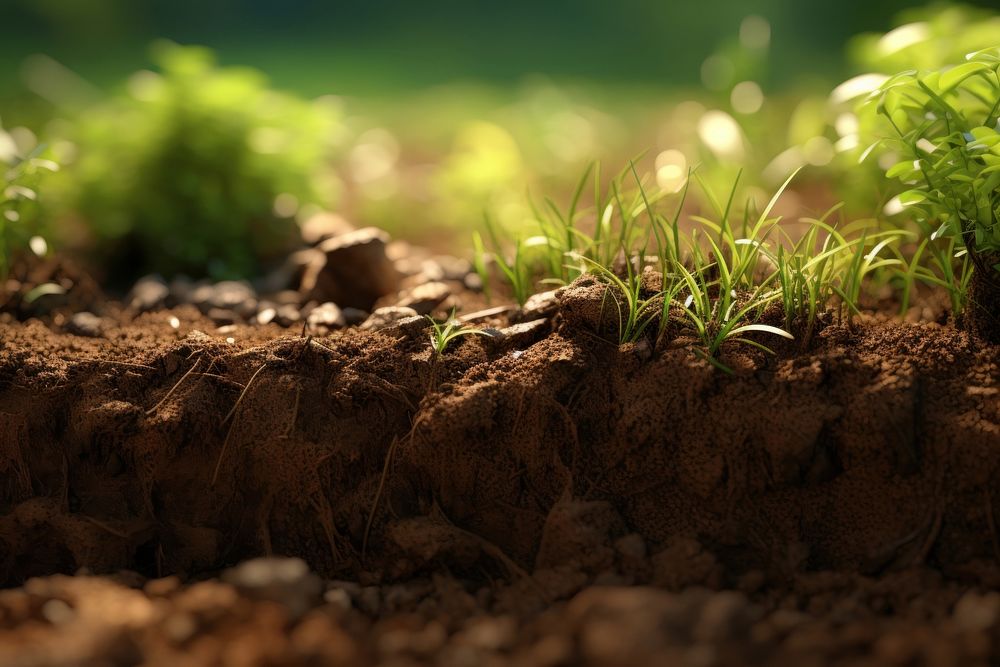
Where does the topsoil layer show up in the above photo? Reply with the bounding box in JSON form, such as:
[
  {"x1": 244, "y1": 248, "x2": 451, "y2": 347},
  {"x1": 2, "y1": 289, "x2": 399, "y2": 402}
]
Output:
[{"x1": 1, "y1": 278, "x2": 999, "y2": 665}]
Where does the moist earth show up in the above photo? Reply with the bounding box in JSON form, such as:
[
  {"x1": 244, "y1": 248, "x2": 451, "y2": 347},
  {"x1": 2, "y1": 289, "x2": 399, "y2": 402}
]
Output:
[{"x1": 1, "y1": 276, "x2": 999, "y2": 666}]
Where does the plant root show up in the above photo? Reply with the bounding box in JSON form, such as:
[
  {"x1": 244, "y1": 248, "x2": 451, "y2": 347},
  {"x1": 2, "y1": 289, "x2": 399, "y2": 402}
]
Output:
[{"x1": 145, "y1": 354, "x2": 202, "y2": 416}]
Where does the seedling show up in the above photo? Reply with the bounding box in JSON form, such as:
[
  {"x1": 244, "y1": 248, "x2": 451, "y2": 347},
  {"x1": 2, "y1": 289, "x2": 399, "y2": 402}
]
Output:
[
  {"x1": 575, "y1": 253, "x2": 666, "y2": 345},
  {"x1": 671, "y1": 232, "x2": 793, "y2": 373},
  {"x1": 427, "y1": 311, "x2": 491, "y2": 356},
  {"x1": 831, "y1": 230, "x2": 908, "y2": 326}
]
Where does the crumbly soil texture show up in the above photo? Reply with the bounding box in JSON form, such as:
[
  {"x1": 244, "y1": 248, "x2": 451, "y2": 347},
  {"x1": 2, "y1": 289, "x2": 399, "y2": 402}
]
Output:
[{"x1": 1, "y1": 277, "x2": 1000, "y2": 666}]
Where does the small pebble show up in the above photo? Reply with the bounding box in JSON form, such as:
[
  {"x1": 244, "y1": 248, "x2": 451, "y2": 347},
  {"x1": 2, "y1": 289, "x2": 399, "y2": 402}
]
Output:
[
  {"x1": 128, "y1": 275, "x2": 170, "y2": 312},
  {"x1": 361, "y1": 306, "x2": 420, "y2": 331},
  {"x1": 324, "y1": 588, "x2": 352, "y2": 612},
  {"x1": 41, "y1": 599, "x2": 74, "y2": 625},
  {"x1": 66, "y1": 311, "x2": 103, "y2": 338},
  {"x1": 256, "y1": 307, "x2": 277, "y2": 325},
  {"x1": 307, "y1": 301, "x2": 346, "y2": 331}
]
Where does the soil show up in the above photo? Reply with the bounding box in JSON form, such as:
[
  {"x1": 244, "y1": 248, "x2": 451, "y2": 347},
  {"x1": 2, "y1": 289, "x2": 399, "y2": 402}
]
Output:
[{"x1": 1, "y1": 274, "x2": 999, "y2": 666}]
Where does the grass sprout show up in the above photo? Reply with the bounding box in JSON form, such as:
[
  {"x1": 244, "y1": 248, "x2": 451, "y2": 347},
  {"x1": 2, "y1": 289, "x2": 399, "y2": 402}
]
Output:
[
  {"x1": 427, "y1": 311, "x2": 491, "y2": 356},
  {"x1": 478, "y1": 158, "x2": 920, "y2": 372},
  {"x1": 574, "y1": 253, "x2": 671, "y2": 344},
  {"x1": 483, "y1": 213, "x2": 534, "y2": 307},
  {"x1": 831, "y1": 230, "x2": 909, "y2": 326},
  {"x1": 892, "y1": 232, "x2": 974, "y2": 318},
  {"x1": 671, "y1": 231, "x2": 792, "y2": 373}
]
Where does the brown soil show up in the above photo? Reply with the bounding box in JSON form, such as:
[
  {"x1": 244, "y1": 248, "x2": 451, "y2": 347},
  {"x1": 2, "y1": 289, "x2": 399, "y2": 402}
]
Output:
[{"x1": 1, "y1": 277, "x2": 999, "y2": 665}]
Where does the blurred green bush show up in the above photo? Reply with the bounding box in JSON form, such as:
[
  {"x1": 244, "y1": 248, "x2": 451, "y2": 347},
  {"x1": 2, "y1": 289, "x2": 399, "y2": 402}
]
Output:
[
  {"x1": 47, "y1": 42, "x2": 341, "y2": 281},
  {"x1": 1, "y1": 123, "x2": 57, "y2": 279},
  {"x1": 849, "y1": 4, "x2": 1000, "y2": 73}
]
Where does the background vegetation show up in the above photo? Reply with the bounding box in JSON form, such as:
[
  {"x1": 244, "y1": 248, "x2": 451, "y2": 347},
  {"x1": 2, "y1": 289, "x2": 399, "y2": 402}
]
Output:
[{"x1": 0, "y1": 1, "x2": 998, "y2": 290}]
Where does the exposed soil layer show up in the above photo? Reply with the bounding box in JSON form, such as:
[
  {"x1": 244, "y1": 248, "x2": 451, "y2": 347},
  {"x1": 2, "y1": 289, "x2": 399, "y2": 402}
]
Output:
[{"x1": 1, "y1": 277, "x2": 999, "y2": 665}]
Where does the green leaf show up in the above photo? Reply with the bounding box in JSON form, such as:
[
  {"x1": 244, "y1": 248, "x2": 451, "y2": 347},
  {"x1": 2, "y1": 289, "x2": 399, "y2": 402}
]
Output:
[
  {"x1": 886, "y1": 160, "x2": 917, "y2": 179},
  {"x1": 727, "y1": 323, "x2": 794, "y2": 340},
  {"x1": 898, "y1": 190, "x2": 928, "y2": 205},
  {"x1": 24, "y1": 282, "x2": 65, "y2": 304},
  {"x1": 939, "y1": 61, "x2": 991, "y2": 92}
]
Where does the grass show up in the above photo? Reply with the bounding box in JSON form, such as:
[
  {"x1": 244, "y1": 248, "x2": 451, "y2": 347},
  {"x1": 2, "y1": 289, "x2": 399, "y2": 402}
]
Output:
[
  {"x1": 575, "y1": 253, "x2": 675, "y2": 345},
  {"x1": 891, "y1": 225, "x2": 975, "y2": 319},
  {"x1": 477, "y1": 159, "x2": 922, "y2": 372},
  {"x1": 427, "y1": 311, "x2": 491, "y2": 356},
  {"x1": 481, "y1": 215, "x2": 533, "y2": 307}
]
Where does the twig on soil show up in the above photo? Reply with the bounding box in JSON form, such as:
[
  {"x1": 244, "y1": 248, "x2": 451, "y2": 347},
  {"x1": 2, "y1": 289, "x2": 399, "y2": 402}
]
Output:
[
  {"x1": 193, "y1": 372, "x2": 246, "y2": 391},
  {"x1": 360, "y1": 371, "x2": 417, "y2": 411},
  {"x1": 145, "y1": 354, "x2": 203, "y2": 416},
  {"x1": 458, "y1": 305, "x2": 517, "y2": 323},
  {"x1": 222, "y1": 361, "x2": 271, "y2": 424},
  {"x1": 63, "y1": 357, "x2": 157, "y2": 371},
  {"x1": 308, "y1": 338, "x2": 339, "y2": 356},
  {"x1": 546, "y1": 396, "x2": 578, "y2": 462}
]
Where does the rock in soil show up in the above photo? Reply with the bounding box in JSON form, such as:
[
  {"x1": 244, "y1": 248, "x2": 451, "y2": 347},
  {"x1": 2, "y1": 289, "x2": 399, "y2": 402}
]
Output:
[
  {"x1": 208, "y1": 280, "x2": 259, "y2": 318},
  {"x1": 207, "y1": 307, "x2": 240, "y2": 326},
  {"x1": 306, "y1": 301, "x2": 346, "y2": 332},
  {"x1": 300, "y1": 227, "x2": 401, "y2": 310},
  {"x1": 4, "y1": 570, "x2": 994, "y2": 666},
  {"x1": 494, "y1": 318, "x2": 550, "y2": 349},
  {"x1": 127, "y1": 275, "x2": 170, "y2": 312},
  {"x1": 300, "y1": 211, "x2": 354, "y2": 246},
  {"x1": 361, "y1": 305, "x2": 420, "y2": 330},
  {"x1": 395, "y1": 281, "x2": 451, "y2": 315},
  {"x1": 517, "y1": 288, "x2": 559, "y2": 321},
  {"x1": 222, "y1": 557, "x2": 323, "y2": 618},
  {"x1": 256, "y1": 305, "x2": 278, "y2": 325},
  {"x1": 64, "y1": 311, "x2": 104, "y2": 337},
  {"x1": 275, "y1": 303, "x2": 303, "y2": 327}
]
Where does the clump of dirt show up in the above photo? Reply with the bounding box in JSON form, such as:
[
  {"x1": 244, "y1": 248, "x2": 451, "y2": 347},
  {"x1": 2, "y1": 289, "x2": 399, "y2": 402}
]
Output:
[{"x1": 1, "y1": 273, "x2": 998, "y2": 664}]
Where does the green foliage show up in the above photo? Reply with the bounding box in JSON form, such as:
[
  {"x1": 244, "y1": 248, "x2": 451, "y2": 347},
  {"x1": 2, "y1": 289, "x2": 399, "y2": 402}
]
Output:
[
  {"x1": 427, "y1": 311, "x2": 490, "y2": 356},
  {"x1": 849, "y1": 4, "x2": 1000, "y2": 74},
  {"x1": 481, "y1": 160, "x2": 923, "y2": 370},
  {"x1": 1, "y1": 124, "x2": 57, "y2": 279},
  {"x1": 861, "y1": 48, "x2": 1000, "y2": 287},
  {"x1": 48, "y1": 42, "x2": 340, "y2": 280},
  {"x1": 891, "y1": 234, "x2": 974, "y2": 317}
]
